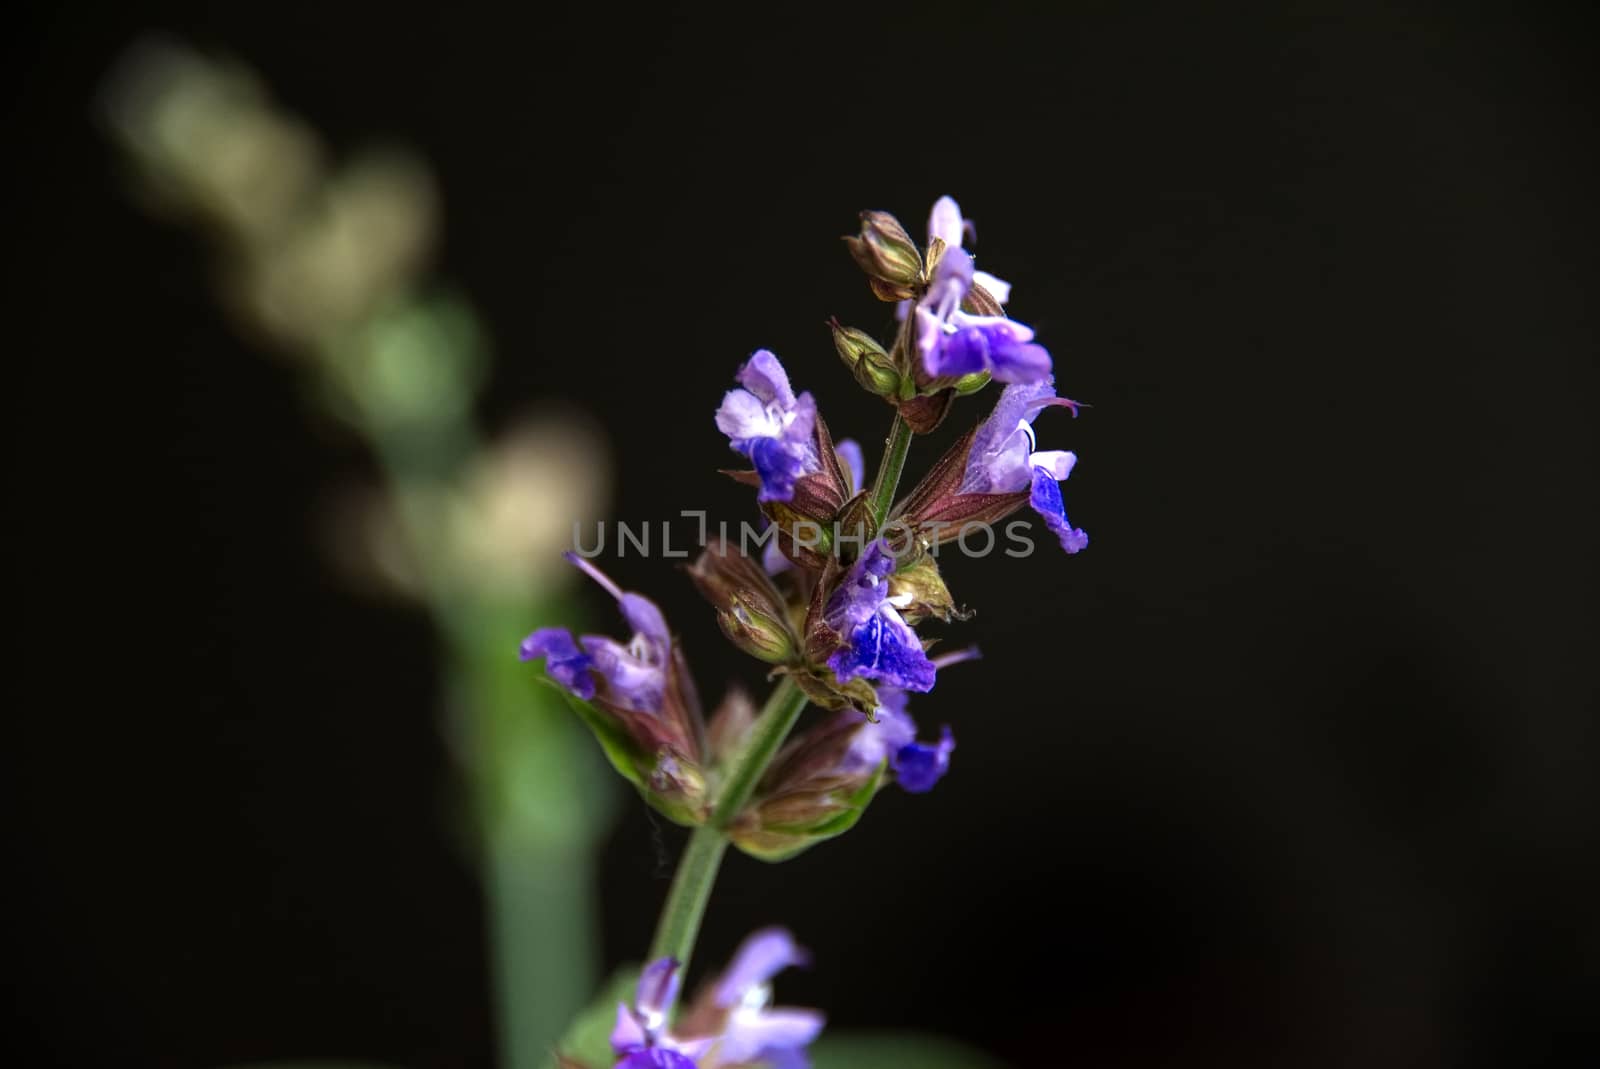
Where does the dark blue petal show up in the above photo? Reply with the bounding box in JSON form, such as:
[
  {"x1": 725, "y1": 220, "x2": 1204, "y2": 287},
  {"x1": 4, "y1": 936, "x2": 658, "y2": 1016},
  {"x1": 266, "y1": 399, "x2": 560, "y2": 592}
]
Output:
[
  {"x1": 827, "y1": 613, "x2": 936, "y2": 693},
  {"x1": 893, "y1": 725, "x2": 955, "y2": 793},
  {"x1": 616, "y1": 1050, "x2": 698, "y2": 1069},
  {"x1": 518, "y1": 627, "x2": 596, "y2": 699},
  {"x1": 1029, "y1": 466, "x2": 1089, "y2": 555},
  {"x1": 738, "y1": 435, "x2": 811, "y2": 503}
]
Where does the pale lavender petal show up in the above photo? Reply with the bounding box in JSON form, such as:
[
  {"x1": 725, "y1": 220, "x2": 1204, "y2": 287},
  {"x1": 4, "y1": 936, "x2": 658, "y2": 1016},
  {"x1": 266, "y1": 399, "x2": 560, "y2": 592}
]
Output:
[
  {"x1": 1028, "y1": 449, "x2": 1077, "y2": 481},
  {"x1": 716, "y1": 387, "x2": 780, "y2": 439},
  {"x1": 928, "y1": 195, "x2": 964, "y2": 248},
  {"x1": 931, "y1": 243, "x2": 974, "y2": 291},
  {"x1": 914, "y1": 305, "x2": 943, "y2": 364},
  {"x1": 566, "y1": 551, "x2": 628, "y2": 601},
  {"x1": 762, "y1": 533, "x2": 791, "y2": 576},
  {"x1": 713, "y1": 928, "x2": 809, "y2": 1009},
  {"x1": 716, "y1": 1008, "x2": 827, "y2": 1064},
  {"x1": 619, "y1": 592, "x2": 671, "y2": 648},
  {"x1": 635, "y1": 957, "x2": 681, "y2": 1027},
  {"x1": 960, "y1": 379, "x2": 1058, "y2": 494},
  {"x1": 786, "y1": 391, "x2": 818, "y2": 447},
  {"x1": 840, "y1": 703, "x2": 918, "y2": 775},
  {"x1": 611, "y1": 1003, "x2": 647, "y2": 1053},
  {"x1": 973, "y1": 269, "x2": 1011, "y2": 304},
  {"x1": 736, "y1": 349, "x2": 797, "y2": 408},
  {"x1": 929, "y1": 645, "x2": 982, "y2": 670},
  {"x1": 949, "y1": 311, "x2": 1034, "y2": 342},
  {"x1": 835, "y1": 438, "x2": 865, "y2": 496},
  {"x1": 580, "y1": 635, "x2": 666, "y2": 712}
]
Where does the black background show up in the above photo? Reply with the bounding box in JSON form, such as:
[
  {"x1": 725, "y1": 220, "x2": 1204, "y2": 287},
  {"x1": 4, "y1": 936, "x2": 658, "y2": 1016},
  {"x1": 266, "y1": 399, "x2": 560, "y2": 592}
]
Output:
[{"x1": 10, "y1": 3, "x2": 1597, "y2": 1067}]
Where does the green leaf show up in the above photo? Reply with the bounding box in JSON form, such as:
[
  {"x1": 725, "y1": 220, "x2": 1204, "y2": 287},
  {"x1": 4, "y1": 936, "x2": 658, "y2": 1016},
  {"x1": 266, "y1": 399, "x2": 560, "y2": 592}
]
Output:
[
  {"x1": 811, "y1": 1030, "x2": 1010, "y2": 1069},
  {"x1": 540, "y1": 965, "x2": 639, "y2": 1069}
]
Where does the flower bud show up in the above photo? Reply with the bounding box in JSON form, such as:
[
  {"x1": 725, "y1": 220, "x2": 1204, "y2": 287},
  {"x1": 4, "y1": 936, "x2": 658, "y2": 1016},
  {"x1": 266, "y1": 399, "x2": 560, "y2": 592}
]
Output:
[
  {"x1": 843, "y1": 210, "x2": 922, "y2": 301},
  {"x1": 687, "y1": 540, "x2": 799, "y2": 664},
  {"x1": 829, "y1": 318, "x2": 904, "y2": 400}
]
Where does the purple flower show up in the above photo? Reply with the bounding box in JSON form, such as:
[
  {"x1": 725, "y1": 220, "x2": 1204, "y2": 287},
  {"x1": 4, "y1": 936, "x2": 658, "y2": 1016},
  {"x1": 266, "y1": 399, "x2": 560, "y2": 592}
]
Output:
[
  {"x1": 908, "y1": 195, "x2": 1051, "y2": 385},
  {"x1": 823, "y1": 541, "x2": 936, "y2": 693},
  {"x1": 715, "y1": 351, "x2": 820, "y2": 504},
  {"x1": 960, "y1": 378, "x2": 1088, "y2": 554},
  {"x1": 839, "y1": 648, "x2": 974, "y2": 792},
  {"x1": 520, "y1": 554, "x2": 672, "y2": 712},
  {"x1": 611, "y1": 930, "x2": 823, "y2": 1069}
]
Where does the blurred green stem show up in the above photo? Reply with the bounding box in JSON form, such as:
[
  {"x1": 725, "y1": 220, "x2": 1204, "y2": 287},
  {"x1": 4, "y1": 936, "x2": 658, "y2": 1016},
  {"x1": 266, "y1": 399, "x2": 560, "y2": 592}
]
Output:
[
  {"x1": 487, "y1": 826, "x2": 597, "y2": 1068},
  {"x1": 365, "y1": 411, "x2": 605, "y2": 1069}
]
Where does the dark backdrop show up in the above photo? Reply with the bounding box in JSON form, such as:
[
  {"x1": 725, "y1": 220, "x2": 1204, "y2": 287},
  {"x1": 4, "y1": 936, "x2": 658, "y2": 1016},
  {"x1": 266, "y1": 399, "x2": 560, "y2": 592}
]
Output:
[{"x1": 10, "y1": 3, "x2": 1596, "y2": 1068}]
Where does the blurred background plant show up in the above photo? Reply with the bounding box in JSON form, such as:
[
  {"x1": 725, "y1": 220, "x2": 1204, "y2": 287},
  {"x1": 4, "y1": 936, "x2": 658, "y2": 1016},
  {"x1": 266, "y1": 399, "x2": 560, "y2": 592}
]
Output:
[{"x1": 99, "y1": 38, "x2": 616, "y2": 1069}]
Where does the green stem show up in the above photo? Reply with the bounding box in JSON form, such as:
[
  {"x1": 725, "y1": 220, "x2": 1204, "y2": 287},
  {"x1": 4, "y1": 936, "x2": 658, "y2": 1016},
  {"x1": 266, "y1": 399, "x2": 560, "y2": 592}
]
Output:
[
  {"x1": 869, "y1": 412, "x2": 914, "y2": 526},
  {"x1": 646, "y1": 675, "x2": 808, "y2": 970},
  {"x1": 645, "y1": 824, "x2": 727, "y2": 973}
]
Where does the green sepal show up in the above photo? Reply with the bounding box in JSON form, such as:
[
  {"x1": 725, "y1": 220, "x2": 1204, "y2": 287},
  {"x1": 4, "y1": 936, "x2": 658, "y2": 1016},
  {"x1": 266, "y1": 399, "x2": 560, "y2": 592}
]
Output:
[
  {"x1": 731, "y1": 761, "x2": 887, "y2": 862},
  {"x1": 539, "y1": 965, "x2": 639, "y2": 1069},
  {"x1": 952, "y1": 369, "x2": 992, "y2": 395},
  {"x1": 784, "y1": 666, "x2": 878, "y2": 712},
  {"x1": 537, "y1": 678, "x2": 705, "y2": 826},
  {"x1": 888, "y1": 553, "x2": 963, "y2": 625},
  {"x1": 536, "y1": 677, "x2": 648, "y2": 790}
]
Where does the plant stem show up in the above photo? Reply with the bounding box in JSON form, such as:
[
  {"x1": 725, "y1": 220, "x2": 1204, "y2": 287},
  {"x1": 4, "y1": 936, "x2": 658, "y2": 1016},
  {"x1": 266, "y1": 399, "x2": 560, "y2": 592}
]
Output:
[
  {"x1": 646, "y1": 675, "x2": 808, "y2": 971},
  {"x1": 869, "y1": 412, "x2": 914, "y2": 526},
  {"x1": 645, "y1": 824, "x2": 727, "y2": 973}
]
